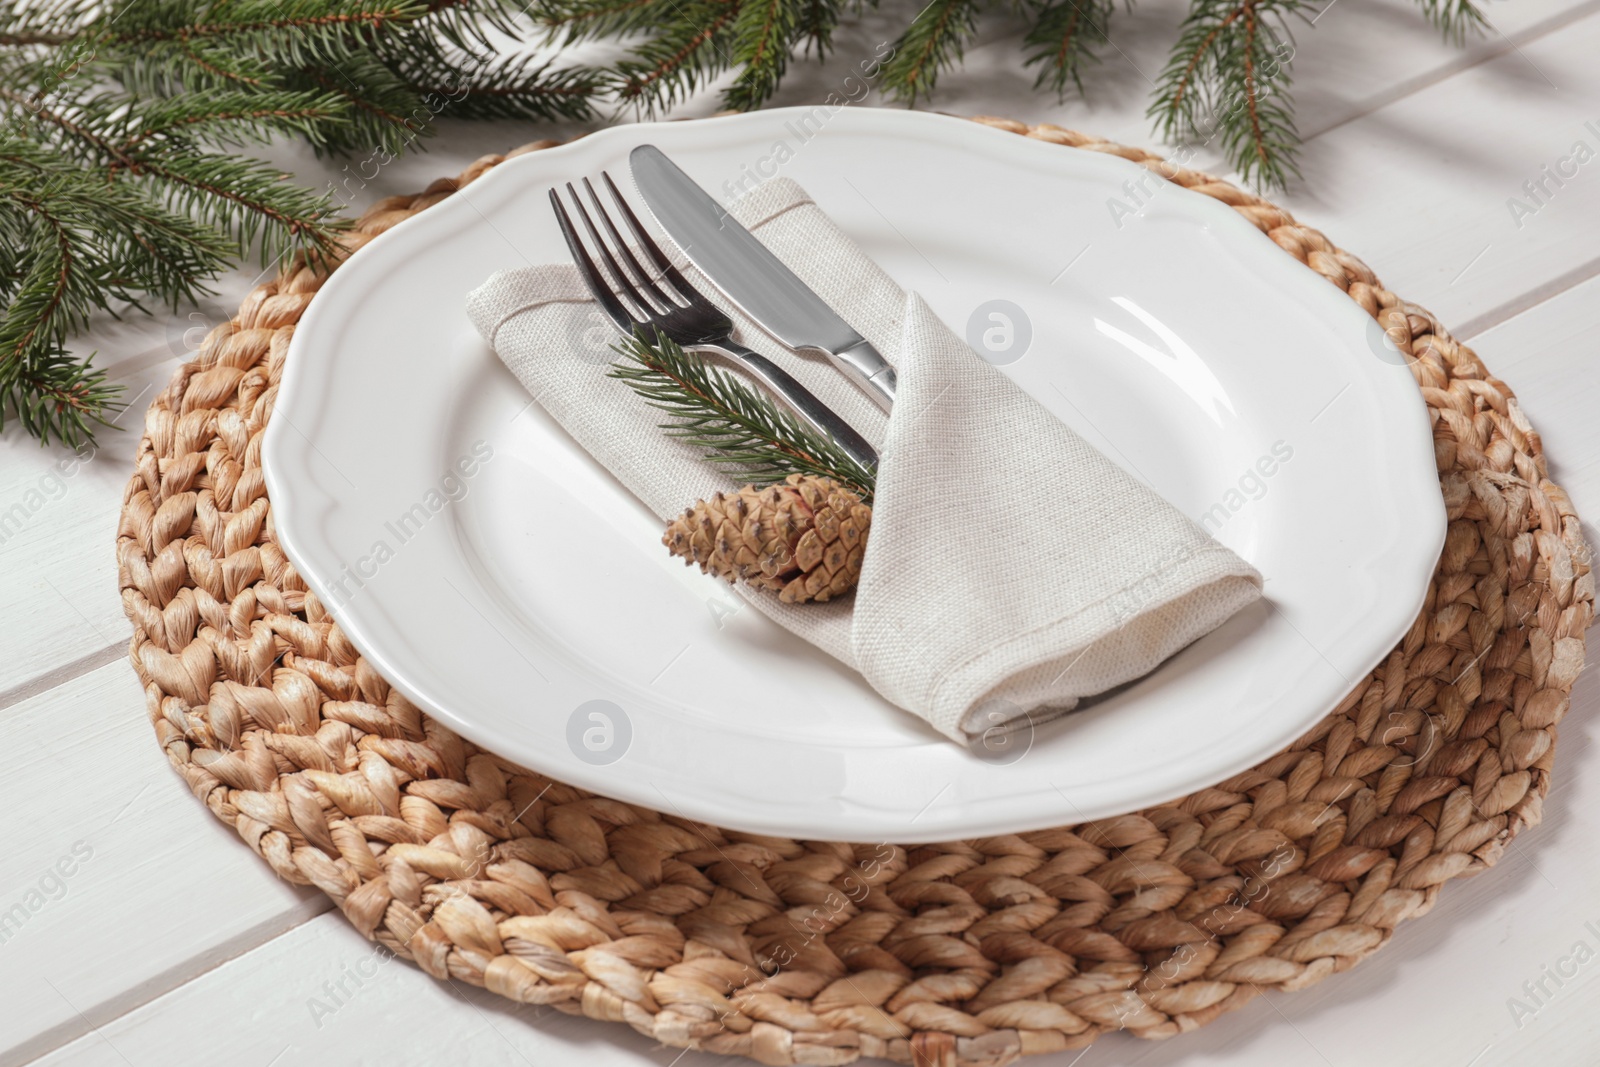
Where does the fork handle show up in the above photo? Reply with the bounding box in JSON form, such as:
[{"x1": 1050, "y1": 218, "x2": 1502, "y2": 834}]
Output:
[{"x1": 707, "y1": 343, "x2": 879, "y2": 471}]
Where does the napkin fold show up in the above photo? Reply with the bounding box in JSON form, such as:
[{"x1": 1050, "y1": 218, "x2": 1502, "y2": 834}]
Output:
[{"x1": 467, "y1": 177, "x2": 1262, "y2": 745}]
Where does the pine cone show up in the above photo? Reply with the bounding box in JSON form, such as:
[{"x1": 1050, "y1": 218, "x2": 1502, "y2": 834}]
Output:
[{"x1": 663, "y1": 474, "x2": 872, "y2": 603}]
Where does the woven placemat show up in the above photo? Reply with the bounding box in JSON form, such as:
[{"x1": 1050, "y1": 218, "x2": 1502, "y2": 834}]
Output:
[{"x1": 118, "y1": 117, "x2": 1592, "y2": 1065}]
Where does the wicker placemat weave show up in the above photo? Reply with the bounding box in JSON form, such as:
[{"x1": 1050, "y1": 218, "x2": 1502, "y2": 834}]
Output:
[{"x1": 118, "y1": 117, "x2": 1592, "y2": 1065}]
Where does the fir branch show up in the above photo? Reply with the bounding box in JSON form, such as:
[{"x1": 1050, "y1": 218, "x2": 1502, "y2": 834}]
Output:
[
  {"x1": 1149, "y1": 0, "x2": 1305, "y2": 189},
  {"x1": 1415, "y1": 0, "x2": 1486, "y2": 44},
  {"x1": 418, "y1": 0, "x2": 528, "y2": 52},
  {"x1": 103, "y1": 0, "x2": 432, "y2": 57},
  {"x1": 880, "y1": 0, "x2": 980, "y2": 103},
  {"x1": 291, "y1": 49, "x2": 432, "y2": 152},
  {"x1": 0, "y1": 151, "x2": 226, "y2": 322},
  {"x1": 0, "y1": 30, "x2": 72, "y2": 46},
  {"x1": 609, "y1": 332, "x2": 876, "y2": 501},
  {"x1": 120, "y1": 90, "x2": 352, "y2": 150},
  {"x1": 0, "y1": 0, "x2": 95, "y2": 45},
  {"x1": 0, "y1": 343, "x2": 122, "y2": 446},
  {"x1": 0, "y1": 78, "x2": 139, "y2": 169},
  {"x1": 723, "y1": 0, "x2": 803, "y2": 111},
  {"x1": 534, "y1": 0, "x2": 663, "y2": 43},
  {"x1": 387, "y1": 49, "x2": 600, "y2": 122},
  {"x1": 1, "y1": 0, "x2": 600, "y2": 447},
  {"x1": 795, "y1": 0, "x2": 842, "y2": 55},
  {"x1": 134, "y1": 152, "x2": 349, "y2": 261},
  {"x1": 1023, "y1": 0, "x2": 1114, "y2": 96},
  {"x1": 109, "y1": 37, "x2": 277, "y2": 94},
  {"x1": 0, "y1": 146, "x2": 227, "y2": 446},
  {"x1": 611, "y1": 0, "x2": 743, "y2": 111},
  {"x1": 2, "y1": 195, "x2": 80, "y2": 364}
]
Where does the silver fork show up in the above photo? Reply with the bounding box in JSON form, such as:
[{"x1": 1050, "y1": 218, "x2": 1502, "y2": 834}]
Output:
[{"x1": 549, "y1": 173, "x2": 878, "y2": 470}]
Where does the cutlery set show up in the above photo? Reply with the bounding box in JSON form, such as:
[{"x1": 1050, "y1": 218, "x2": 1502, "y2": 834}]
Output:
[{"x1": 550, "y1": 144, "x2": 889, "y2": 471}]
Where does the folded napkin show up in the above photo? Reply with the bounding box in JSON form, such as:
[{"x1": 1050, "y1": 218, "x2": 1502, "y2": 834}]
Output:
[{"x1": 467, "y1": 177, "x2": 1262, "y2": 745}]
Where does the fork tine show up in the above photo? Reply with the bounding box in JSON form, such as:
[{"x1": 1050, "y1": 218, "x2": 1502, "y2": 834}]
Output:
[
  {"x1": 566, "y1": 182, "x2": 663, "y2": 321},
  {"x1": 581, "y1": 177, "x2": 681, "y2": 311},
  {"x1": 549, "y1": 188, "x2": 634, "y2": 333},
  {"x1": 600, "y1": 171, "x2": 714, "y2": 312}
]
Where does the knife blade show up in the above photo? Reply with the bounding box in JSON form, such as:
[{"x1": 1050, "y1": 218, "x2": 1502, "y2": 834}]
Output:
[{"x1": 629, "y1": 144, "x2": 896, "y2": 411}]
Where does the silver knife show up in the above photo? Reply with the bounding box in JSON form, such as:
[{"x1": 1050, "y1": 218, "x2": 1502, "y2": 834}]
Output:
[{"x1": 629, "y1": 144, "x2": 897, "y2": 411}]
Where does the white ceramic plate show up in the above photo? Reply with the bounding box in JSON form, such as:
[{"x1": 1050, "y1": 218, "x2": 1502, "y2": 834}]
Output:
[{"x1": 264, "y1": 108, "x2": 1444, "y2": 843}]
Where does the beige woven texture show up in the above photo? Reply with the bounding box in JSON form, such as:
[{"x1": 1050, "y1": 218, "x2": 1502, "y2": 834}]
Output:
[{"x1": 118, "y1": 117, "x2": 1592, "y2": 1066}]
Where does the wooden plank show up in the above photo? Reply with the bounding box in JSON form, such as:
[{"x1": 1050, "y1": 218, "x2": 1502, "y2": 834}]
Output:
[
  {"x1": 1125, "y1": 673, "x2": 1600, "y2": 1067},
  {"x1": 28, "y1": 911, "x2": 699, "y2": 1067},
  {"x1": 1258, "y1": 9, "x2": 1600, "y2": 339},
  {"x1": 0, "y1": 355, "x2": 178, "y2": 703},
  {"x1": 0, "y1": 663, "x2": 327, "y2": 1067},
  {"x1": 0, "y1": 250, "x2": 265, "y2": 702},
  {"x1": 27, "y1": 659, "x2": 1599, "y2": 1067}
]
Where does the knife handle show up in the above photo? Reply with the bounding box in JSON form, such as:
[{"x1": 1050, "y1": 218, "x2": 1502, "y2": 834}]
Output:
[
  {"x1": 830, "y1": 339, "x2": 896, "y2": 412},
  {"x1": 709, "y1": 343, "x2": 879, "y2": 472}
]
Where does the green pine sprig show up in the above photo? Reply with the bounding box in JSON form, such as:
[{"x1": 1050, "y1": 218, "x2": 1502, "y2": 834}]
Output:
[
  {"x1": 1149, "y1": 0, "x2": 1307, "y2": 190},
  {"x1": 0, "y1": 141, "x2": 226, "y2": 444},
  {"x1": 1415, "y1": 0, "x2": 1487, "y2": 43},
  {"x1": 1022, "y1": 0, "x2": 1115, "y2": 96},
  {"x1": 879, "y1": 0, "x2": 981, "y2": 104},
  {"x1": 0, "y1": 0, "x2": 599, "y2": 449},
  {"x1": 608, "y1": 332, "x2": 877, "y2": 502},
  {"x1": 725, "y1": 0, "x2": 806, "y2": 112}
]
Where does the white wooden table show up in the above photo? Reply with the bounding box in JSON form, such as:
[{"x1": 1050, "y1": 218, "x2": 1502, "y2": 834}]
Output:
[{"x1": 4, "y1": 2, "x2": 1597, "y2": 1062}]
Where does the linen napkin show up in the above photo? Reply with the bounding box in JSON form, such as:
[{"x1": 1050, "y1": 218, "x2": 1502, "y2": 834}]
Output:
[{"x1": 467, "y1": 177, "x2": 1262, "y2": 745}]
